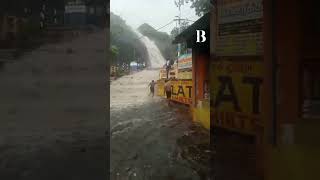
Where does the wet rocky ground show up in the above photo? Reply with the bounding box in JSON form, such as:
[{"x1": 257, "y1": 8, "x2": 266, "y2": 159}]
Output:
[{"x1": 110, "y1": 70, "x2": 211, "y2": 180}]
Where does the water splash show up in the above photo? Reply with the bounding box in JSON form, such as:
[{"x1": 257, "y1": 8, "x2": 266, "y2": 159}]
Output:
[{"x1": 135, "y1": 31, "x2": 166, "y2": 69}]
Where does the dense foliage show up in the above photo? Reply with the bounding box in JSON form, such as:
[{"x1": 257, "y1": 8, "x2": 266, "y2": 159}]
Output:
[
  {"x1": 110, "y1": 12, "x2": 147, "y2": 68},
  {"x1": 174, "y1": 0, "x2": 213, "y2": 16},
  {"x1": 170, "y1": 21, "x2": 190, "y2": 56}
]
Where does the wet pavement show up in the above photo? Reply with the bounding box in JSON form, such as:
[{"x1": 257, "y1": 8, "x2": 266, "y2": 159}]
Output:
[{"x1": 110, "y1": 70, "x2": 210, "y2": 180}]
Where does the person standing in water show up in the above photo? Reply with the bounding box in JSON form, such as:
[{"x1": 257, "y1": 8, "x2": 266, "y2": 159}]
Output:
[
  {"x1": 148, "y1": 80, "x2": 156, "y2": 97},
  {"x1": 165, "y1": 79, "x2": 172, "y2": 106}
]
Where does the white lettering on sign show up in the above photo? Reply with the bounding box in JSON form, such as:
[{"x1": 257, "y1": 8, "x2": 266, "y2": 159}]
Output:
[{"x1": 196, "y1": 30, "x2": 207, "y2": 43}]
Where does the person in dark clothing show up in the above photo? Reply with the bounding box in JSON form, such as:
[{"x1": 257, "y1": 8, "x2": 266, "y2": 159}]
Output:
[{"x1": 148, "y1": 80, "x2": 156, "y2": 97}]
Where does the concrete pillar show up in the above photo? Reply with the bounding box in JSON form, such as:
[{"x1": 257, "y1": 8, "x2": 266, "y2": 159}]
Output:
[{"x1": 276, "y1": 0, "x2": 301, "y2": 145}]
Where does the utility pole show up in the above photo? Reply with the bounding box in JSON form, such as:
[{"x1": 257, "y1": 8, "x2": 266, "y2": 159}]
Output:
[
  {"x1": 175, "y1": 0, "x2": 182, "y2": 58},
  {"x1": 174, "y1": 0, "x2": 184, "y2": 77}
]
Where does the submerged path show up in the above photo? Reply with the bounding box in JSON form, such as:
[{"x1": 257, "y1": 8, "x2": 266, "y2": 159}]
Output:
[{"x1": 111, "y1": 70, "x2": 210, "y2": 180}]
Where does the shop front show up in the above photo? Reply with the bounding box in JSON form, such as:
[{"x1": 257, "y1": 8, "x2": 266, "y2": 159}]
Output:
[{"x1": 173, "y1": 13, "x2": 210, "y2": 130}]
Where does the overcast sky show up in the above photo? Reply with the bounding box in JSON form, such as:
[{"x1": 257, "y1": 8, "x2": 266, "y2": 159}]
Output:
[{"x1": 110, "y1": 0, "x2": 200, "y2": 34}]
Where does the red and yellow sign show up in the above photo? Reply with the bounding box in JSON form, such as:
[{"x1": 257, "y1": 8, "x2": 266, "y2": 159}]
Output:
[
  {"x1": 178, "y1": 53, "x2": 192, "y2": 70},
  {"x1": 211, "y1": 61, "x2": 263, "y2": 135},
  {"x1": 171, "y1": 80, "x2": 193, "y2": 104}
]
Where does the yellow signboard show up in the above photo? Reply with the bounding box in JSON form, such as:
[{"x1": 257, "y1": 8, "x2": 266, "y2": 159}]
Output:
[
  {"x1": 156, "y1": 80, "x2": 193, "y2": 105},
  {"x1": 171, "y1": 80, "x2": 193, "y2": 104},
  {"x1": 156, "y1": 80, "x2": 166, "y2": 97},
  {"x1": 211, "y1": 61, "x2": 263, "y2": 135},
  {"x1": 178, "y1": 71, "x2": 192, "y2": 79}
]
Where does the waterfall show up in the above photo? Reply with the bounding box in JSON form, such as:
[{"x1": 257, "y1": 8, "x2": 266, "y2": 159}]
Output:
[{"x1": 135, "y1": 31, "x2": 166, "y2": 69}]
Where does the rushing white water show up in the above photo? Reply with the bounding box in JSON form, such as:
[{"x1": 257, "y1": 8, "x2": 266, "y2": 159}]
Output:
[{"x1": 135, "y1": 31, "x2": 166, "y2": 68}]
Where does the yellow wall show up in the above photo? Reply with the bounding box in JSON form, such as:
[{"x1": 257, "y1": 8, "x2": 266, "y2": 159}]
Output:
[
  {"x1": 267, "y1": 119, "x2": 320, "y2": 180},
  {"x1": 157, "y1": 78, "x2": 209, "y2": 129},
  {"x1": 193, "y1": 99, "x2": 210, "y2": 130},
  {"x1": 267, "y1": 145, "x2": 320, "y2": 180}
]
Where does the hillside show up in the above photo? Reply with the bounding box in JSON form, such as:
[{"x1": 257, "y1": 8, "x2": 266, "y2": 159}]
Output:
[
  {"x1": 138, "y1": 23, "x2": 176, "y2": 60},
  {"x1": 110, "y1": 12, "x2": 147, "y2": 69}
]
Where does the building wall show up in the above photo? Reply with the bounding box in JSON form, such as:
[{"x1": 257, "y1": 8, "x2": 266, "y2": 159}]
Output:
[
  {"x1": 263, "y1": 0, "x2": 320, "y2": 179},
  {"x1": 192, "y1": 50, "x2": 210, "y2": 129}
]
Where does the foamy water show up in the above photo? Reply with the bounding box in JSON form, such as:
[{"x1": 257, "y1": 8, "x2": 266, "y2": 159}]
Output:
[
  {"x1": 135, "y1": 31, "x2": 166, "y2": 68},
  {"x1": 110, "y1": 31, "x2": 167, "y2": 110}
]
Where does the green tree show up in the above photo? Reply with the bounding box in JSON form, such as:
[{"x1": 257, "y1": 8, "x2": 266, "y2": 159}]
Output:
[
  {"x1": 175, "y1": 0, "x2": 213, "y2": 16},
  {"x1": 170, "y1": 20, "x2": 190, "y2": 39},
  {"x1": 110, "y1": 12, "x2": 147, "y2": 70},
  {"x1": 110, "y1": 45, "x2": 119, "y2": 65}
]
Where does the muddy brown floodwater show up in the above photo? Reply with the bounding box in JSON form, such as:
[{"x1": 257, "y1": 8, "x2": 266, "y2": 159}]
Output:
[{"x1": 111, "y1": 70, "x2": 211, "y2": 180}]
